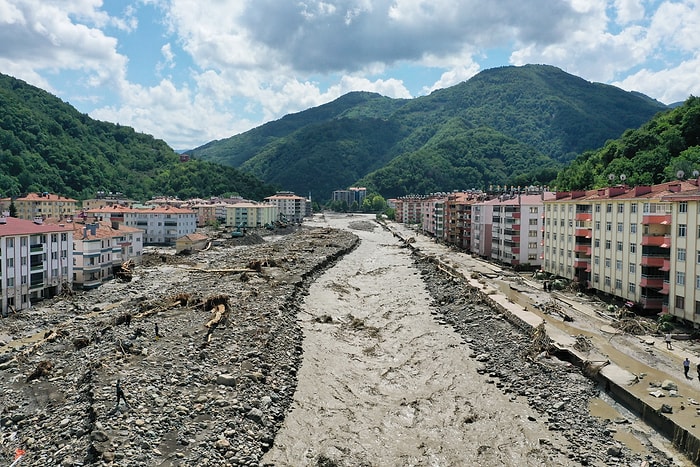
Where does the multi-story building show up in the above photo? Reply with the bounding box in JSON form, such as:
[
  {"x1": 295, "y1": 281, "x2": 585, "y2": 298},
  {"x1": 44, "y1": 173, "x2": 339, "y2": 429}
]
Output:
[
  {"x1": 393, "y1": 196, "x2": 424, "y2": 225},
  {"x1": 225, "y1": 202, "x2": 278, "y2": 228},
  {"x1": 264, "y1": 192, "x2": 308, "y2": 223},
  {"x1": 471, "y1": 198, "x2": 497, "y2": 259},
  {"x1": 444, "y1": 192, "x2": 483, "y2": 250},
  {"x1": 71, "y1": 221, "x2": 144, "y2": 289},
  {"x1": 3, "y1": 192, "x2": 78, "y2": 220},
  {"x1": 543, "y1": 181, "x2": 699, "y2": 320},
  {"x1": 421, "y1": 194, "x2": 448, "y2": 239},
  {"x1": 85, "y1": 205, "x2": 197, "y2": 245},
  {"x1": 332, "y1": 187, "x2": 368, "y2": 209},
  {"x1": 0, "y1": 215, "x2": 73, "y2": 315}
]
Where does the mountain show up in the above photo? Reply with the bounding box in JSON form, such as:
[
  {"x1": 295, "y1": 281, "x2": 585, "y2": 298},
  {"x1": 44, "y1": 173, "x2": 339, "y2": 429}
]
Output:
[
  {"x1": 0, "y1": 73, "x2": 277, "y2": 201},
  {"x1": 554, "y1": 95, "x2": 700, "y2": 190},
  {"x1": 189, "y1": 64, "x2": 667, "y2": 201}
]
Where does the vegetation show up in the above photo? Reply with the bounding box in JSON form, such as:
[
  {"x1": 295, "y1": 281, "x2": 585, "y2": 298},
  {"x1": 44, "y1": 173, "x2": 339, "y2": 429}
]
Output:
[
  {"x1": 0, "y1": 73, "x2": 277, "y2": 201},
  {"x1": 190, "y1": 64, "x2": 666, "y2": 201},
  {"x1": 554, "y1": 96, "x2": 700, "y2": 190}
]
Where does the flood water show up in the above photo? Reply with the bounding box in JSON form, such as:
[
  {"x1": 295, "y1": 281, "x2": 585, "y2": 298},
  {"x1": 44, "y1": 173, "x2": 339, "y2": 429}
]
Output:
[{"x1": 262, "y1": 214, "x2": 573, "y2": 466}]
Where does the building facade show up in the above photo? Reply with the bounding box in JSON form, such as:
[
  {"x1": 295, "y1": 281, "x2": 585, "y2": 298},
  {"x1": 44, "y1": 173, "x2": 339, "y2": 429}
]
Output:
[
  {"x1": 86, "y1": 205, "x2": 197, "y2": 245},
  {"x1": 225, "y1": 203, "x2": 278, "y2": 228},
  {"x1": 4, "y1": 193, "x2": 78, "y2": 220},
  {"x1": 0, "y1": 216, "x2": 73, "y2": 315},
  {"x1": 264, "y1": 192, "x2": 308, "y2": 223}
]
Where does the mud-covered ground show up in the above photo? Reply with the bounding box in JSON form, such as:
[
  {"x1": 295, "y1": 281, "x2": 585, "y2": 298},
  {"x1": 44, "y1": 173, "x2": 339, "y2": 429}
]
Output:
[{"x1": 0, "y1": 226, "x2": 358, "y2": 466}]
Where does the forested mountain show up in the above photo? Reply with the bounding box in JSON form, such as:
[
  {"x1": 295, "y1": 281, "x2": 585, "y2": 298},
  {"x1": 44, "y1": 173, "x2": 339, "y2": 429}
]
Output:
[
  {"x1": 555, "y1": 96, "x2": 700, "y2": 190},
  {"x1": 190, "y1": 64, "x2": 667, "y2": 200},
  {"x1": 0, "y1": 73, "x2": 277, "y2": 201}
]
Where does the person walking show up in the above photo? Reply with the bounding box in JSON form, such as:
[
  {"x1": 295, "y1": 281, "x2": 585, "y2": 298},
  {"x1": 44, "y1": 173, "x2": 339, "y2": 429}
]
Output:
[
  {"x1": 665, "y1": 333, "x2": 673, "y2": 350},
  {"x1": 684, "y1": 358, "x2": 691, "y2": 379},
  {"x1": 115, "y1": 379, "x2": 129, "y2": 407}
]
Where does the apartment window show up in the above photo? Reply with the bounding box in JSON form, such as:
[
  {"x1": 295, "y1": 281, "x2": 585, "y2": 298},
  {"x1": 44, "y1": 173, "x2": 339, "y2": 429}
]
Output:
[
  {"x1": 529, "y1": 230, "x2": 538, "y2": 238},
  {"x1": 595, "y1": 204, "x2": 601, "y2": 213},
  {"x1": 606, "y1": 203, "x2": 612, "y2": 213},
  {"x1": 595, "y1": 239, "x2": 600, "y2": 247},
  {"x1": 617, "y1": 223, "x2": 623, "y2": 233},
  {"x1": 593, "y1": 273, "x2": 599, "y2": 282},
  {"x1": 595, "y1": 221, "x2": 600, "y2": 230},
  {"x1": 696, "y1": 275, "x2": 700, "y2": 289},
  {"x1": 629, "y1": 283, "x2": 636, "y2": 293},
  {"x1": 529, "y1": 218, "x2": 538, "y2": 225},
  {"x1": 7, "y1": 238, "x2": 13, "y2": 248},
  {"x1": 630, "y1": 244, "x2": 636, "y2": 254},
  {"x1": 616, "y1": 241, "x2": 623, "y2": 252},
  {"x1": 529, "y1": 207, "x2": 538, "y2": 213},
  {"x1": 606, "y1": 222, "x2": 612, "y2": 231},
  {"x1": 679, "y1": 224, "x2": 687, "y2": 237},
  {"x1": 616, "y1": 260, "x2": 622, "y2": 271},
  {"x1": 61, "y1": 233, "x2": 67, "y2": 241},
  {"x1": 631, "y1": 203, "x2": 637, "y2": 213},
  {"x1": 51, "y1": 234, "x2": 57, "y2": 242},
  {"x1": 528, "y1": 242, "x2": 537, "y2": 249},
  {"x1": 605, "y1": 276, "x2": 611, "y2": 286},
  {"x1": 629, "y1": 263, "x2": 636, "y2": 274},
  {"x1": 6, "y1": 258, "x2": 13, "y2": 267},
  {"x1": 696, "y1": 301, "x2": 700, "y2": 315},
  {"x1": 594, "y1": 256, "x2": 600, "y2": 265},
  {"x1": 617, "y1": 204, "x2": 624, "y2": 213},
  {"x1": 615, "y1": 279, "x2": 622, "y2": 289},
  {"x1": 676, "y1": 295, "x2": 685, "y2": 310},
  {"x1": 630, "y1": 223, "x2": 637, "y2": 234},
  {"x1": 605, "y1": 240, "x2": 611, "y2": 249},
  {"x1": 680, "y1": 201, "x2": 688, "y2": 213},
  {"x1": 605, "y1": 258, "x2": 611, "y2": 268},
  {"x1": 677, "y1": 271, "x2": 686, "y2": 285},
  {"x1": 678, "y1": 248, "x2": 687, "y2": 262}
]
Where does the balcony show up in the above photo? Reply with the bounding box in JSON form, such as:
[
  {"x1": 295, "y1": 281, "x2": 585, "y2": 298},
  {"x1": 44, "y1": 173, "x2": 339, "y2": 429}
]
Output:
[
  {"x1": 573, "y1": 244, "x2": 589, "y2": 253},
  {"x1": 30, "y1": 244, "x2": 43, "y2": 253},
  {"x1": 575, "y1": 228, "x2": 591, "y2": 238},
  {"x1": 640, "y1": 255, "x2": 666, "y2": 267},
  {"x1": 641, "y1": 235, "x2": 666, "y2": 247},
  {"x1": 639, "y1": 275, "x2": 664, "y2": 288},
  {"x1": 575, "y1": 212, "x2": 593, "y2": 221},
  {"x1": 512, "y1": 212, "x2": 521, "y2": 219},
  {"x1": 641, "y1": 214, "x2": 672, "y2": 225},
  {"x1": 640, "y1": 296, "x2": 663, "y2": 310},
  {"x1": 660, "y1": 259, "x2": 671, "y2": 272},
  {"x1": 573, "y1": 258, "x2": 590, "y2": 269}
]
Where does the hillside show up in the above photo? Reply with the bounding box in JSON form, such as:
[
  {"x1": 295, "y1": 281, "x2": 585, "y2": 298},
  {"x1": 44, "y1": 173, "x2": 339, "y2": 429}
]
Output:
[
  {"x1": 555, "y1": 95, "x2": 700, "y2": 190},
  {"x1": 190, "y1": 64, "x2": 667, "y2": 201},
  {"x1": 0, "y1": 73, "x2": 277, "y2": 202}
]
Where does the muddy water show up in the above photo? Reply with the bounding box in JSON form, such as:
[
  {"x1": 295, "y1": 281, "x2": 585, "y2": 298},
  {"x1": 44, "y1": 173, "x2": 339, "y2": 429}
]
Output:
[{"x1": 262, "y1": 214, "x2": 572, "y2": 467}]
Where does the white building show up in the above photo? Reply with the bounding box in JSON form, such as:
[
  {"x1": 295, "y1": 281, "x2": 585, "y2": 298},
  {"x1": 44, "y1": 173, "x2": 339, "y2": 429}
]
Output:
[
  {"x1": 0, "y1": 216, "x2": 73, "y2": 315},
  {"x1": 86, "y1": 205, "x2": 197, "y2": 245},
  {"x1": 225, "y1": 202, "x2": 278, "y2": 228},
  {"x1": 71, "y1": 221, "x2": 144, "y2": 289},
  {"x1": 264, "y1": 192, "x2": 308, "y2": 223}
]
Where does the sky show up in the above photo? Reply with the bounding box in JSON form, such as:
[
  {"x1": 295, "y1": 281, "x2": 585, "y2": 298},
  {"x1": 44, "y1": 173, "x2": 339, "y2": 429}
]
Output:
[{"x1": 1, "y1": 1, "x2": 699, "y2": 151}]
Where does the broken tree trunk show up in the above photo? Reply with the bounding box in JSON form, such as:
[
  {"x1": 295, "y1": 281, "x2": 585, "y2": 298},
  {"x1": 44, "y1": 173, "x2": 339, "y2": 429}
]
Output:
[{"x1": 205, "y1": 304, "x2": 227, "y2": 328}]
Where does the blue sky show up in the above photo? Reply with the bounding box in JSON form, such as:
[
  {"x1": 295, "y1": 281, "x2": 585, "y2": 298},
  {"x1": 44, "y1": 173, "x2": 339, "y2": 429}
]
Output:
[{"x1": 1, "y1": 0, "x2": 699, "y2": 150}]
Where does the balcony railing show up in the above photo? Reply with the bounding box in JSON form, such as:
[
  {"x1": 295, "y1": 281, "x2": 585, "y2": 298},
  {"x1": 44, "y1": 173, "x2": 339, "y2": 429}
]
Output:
[
  {"x1": 641, "y1": 235, "x2": 666, "y2": 247},
  {"x1": 640, "y1": 255, "x2": 667, "y2": 267},
  {"x1": 639, "y1": 275, "x2": 664, "y2": 288},
  {"x1": 641, "y1": 214, "x2": 672, "y2": 225}
]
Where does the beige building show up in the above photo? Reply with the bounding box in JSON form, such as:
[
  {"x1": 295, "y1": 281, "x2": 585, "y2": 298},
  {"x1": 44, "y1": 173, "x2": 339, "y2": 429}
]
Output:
[
  {"x1": 6, "y1": 192, "x2": 78, "y2": 220},
  {"x1": 264, "y1": 192, "x2": 307, "y2": 223},
  {"x1": 225, "y1": 202, "x2": 278, "y2": 228},
  {"x1": 544, "y1": 181, "x2": 699, "y2": 321}
]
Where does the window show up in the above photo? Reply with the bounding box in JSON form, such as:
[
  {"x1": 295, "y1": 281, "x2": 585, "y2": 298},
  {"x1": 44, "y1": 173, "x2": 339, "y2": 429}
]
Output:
[
  {"x1": 529, "y1": 218, "x2": 538, "y2": 225},
  {"x1": 616, "y1": 260, "x2": 622, "y2": 271},
  {"x1": 629, "y1": 263, "x2": 636, "y2": 274},
  {"x1": 616, "y1": 241, "x2": 623, "y2": 252},
  {"x1": 605, "y1": 240, "x2": 611, "y2": 249},
  {"x1": 7, "y1": 238, "x2": 13, "y2": 248},
  {"x1": 528, "y1": 242, "x2": 538, "y2": 249},
  {"x1": 676, "y1": 295, "x2": 685, "y2": 310},
  {"x1": 594, "y1": 256, "x2": 600, "y2": 265},
  {"x1": 615, "y1": 279, "x2": 622, "y2": 289},
  {"x1": 529, "y1": 207, "x2": 538, "y2": 213},
  {"x1": 678, "y1": 248, "x2": 686, "y2": 262},
  {"x1": 617, "y1": 204, "x2": 624, "y2": 213},
  {"x1": 61, "y1": 233, "x2": 67, "y2": 241},
  {"x1": 630, "y1": 223, "x2": 637, "y2": 234},
  {"x1": 6, "y1": 258, "x2": 13, "y2": 267},
  {"x1": 680, "y1": 201, "x2": 688, "y2": 213},
  {"x1": 595, "y1": 221, "x2": 600, "y2": 230},
  {"x1": 595, "y1": 204, "x2": 601, "y2": 213},
  {"x1": 679, "y1": 224, "x2": 687, "y2": 237},
  {"x1": 593, "y1": 273, "x2": 599, "y2": 282},
  {"x1": 605, "y1": 276, "x2": 611, "y2": 286},
  {"x1": 677, "y1": 271, "x2": 686, "y2": 285},
  {"x1": 595, "y1": 239, "x2": 600, "y2": 247},
  {"x1": 606, "y1": 203, "x2": 612, "y2": 213},
  {"x1": 629, "y1": 283, "x2": 636, "y2": 293},
  {"x1": 631, "y1": 203, "x2": 637, "y2": 213},
  {"x1": 630, "y1": 244, "x2": 636, "y2": 254},
  {"x1": 617, "y1": 223, "x2": 623, "y2": 232},
  {"x1": 605, "y1": 258, "x2": 611, "y2": 268},
  {"x1": 606, "y1": 221, "x2": 612, "y2": 231},
  {"x1": 696, "y1": 275, "x2": 700, "y2": 289}
]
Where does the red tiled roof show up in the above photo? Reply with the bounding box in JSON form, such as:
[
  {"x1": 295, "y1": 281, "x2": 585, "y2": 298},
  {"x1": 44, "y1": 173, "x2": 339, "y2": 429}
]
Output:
[
  {"x1": 16, "y1": 192, "x2": 78, "y2": 202},
  {"x1": 0, "y1": 217, "x2": 73, "y2": 236}
]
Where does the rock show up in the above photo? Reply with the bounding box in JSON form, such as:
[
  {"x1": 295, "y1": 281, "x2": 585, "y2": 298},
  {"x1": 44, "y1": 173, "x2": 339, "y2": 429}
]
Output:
[
  {"x1": 660, "y1": 404, "x2": 673, "y2": 414},
  {"x1": 216, "y1": 374, "x2": 237, "y2": 387},
  {"x1": 661, "y1": 380, "x2": 678, "y2": 391}
]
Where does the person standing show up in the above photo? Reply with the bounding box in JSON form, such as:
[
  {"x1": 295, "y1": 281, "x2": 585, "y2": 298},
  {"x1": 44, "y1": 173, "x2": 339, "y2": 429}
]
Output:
[
  {"x1": 665, "y1": 333, "x2": 673, "y2": 350},
  {"x1": 684, "y1": 358, "x2": 691, "y2": 379},
  {"x1": 116, "y1": 379, "x2": 129, "y2": 407},
  {"x1": 696, "y1": 362, "x2": 700, "y2": 382}
]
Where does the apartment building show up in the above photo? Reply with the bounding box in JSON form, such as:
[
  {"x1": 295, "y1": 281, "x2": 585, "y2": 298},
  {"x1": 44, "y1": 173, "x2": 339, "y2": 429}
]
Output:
[
  {"x1": 471, "y1": 198, "x2": 496, "y2": 259},
  {"x1": 543, "y1": 181, "x2": 700, "y2": 322},
  {"x1": 332, "y1": 187, "x2": 367, "y2": 209},
  {"x1": 225, "y1": 202, "x2": 278, "y2": 228},
  {"x1": 0, "y1": 216, "x2": 73, "y2": 315},
  {"x1": 444, "y1": 192, "x2": 481, "y2": 250},
  {"x1": 393, "y1": 196, "x2": 424, "y2": 224},
  {"x1": 71, "y1": 221, "x2": 144, "y2": 289},
  {"x1": 264, "y1": 192, "x2": 308, "y2": 223},
  {"x1": 421, "y1": 194, "x2": 448, "y2": 239},
  {"x1": 1, "y1": 192, "x2": 78, "y2": 220},
  {"x1": 85, "y1": 205, "x2": 197, "y2": 245}
]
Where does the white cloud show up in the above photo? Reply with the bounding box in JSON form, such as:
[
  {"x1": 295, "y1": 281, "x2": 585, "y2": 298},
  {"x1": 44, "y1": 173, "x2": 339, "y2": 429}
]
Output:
[{"x1": 613, "y1": 54, "x2": 700, "y2": 104}]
